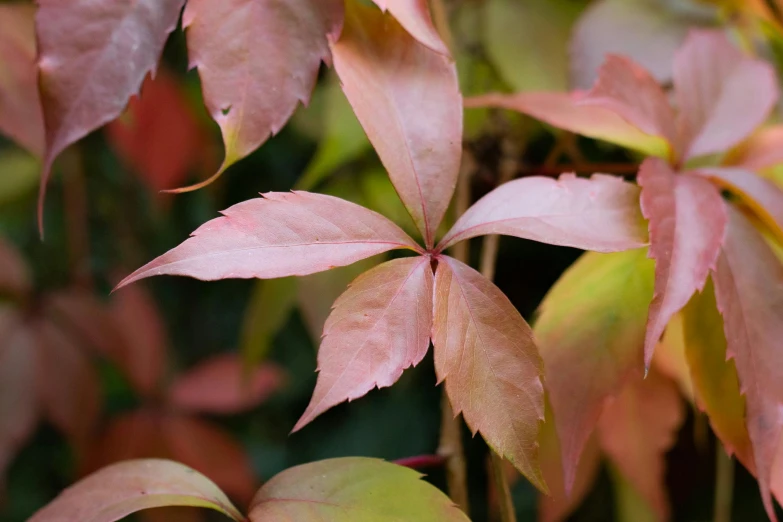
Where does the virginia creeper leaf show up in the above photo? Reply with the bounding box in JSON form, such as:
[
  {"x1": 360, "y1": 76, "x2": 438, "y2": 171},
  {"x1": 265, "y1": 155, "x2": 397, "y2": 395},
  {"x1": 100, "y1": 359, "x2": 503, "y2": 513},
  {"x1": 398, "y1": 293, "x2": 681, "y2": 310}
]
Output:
[
  {"x1": 332, "y1": 0, "x2": 462, "y2": 247},
  {"x1": 725, "y1": 126, "x2": 783, "y2": 172},
  {"x1": 597, "y1": 371, "x2": 685, "y2": 521},
  {"x1": 0, "y1": 3, "x2": 44, "y2": 157},
  {"x1": 180, "y1": 0, "x2": 343, "y2": 189},
  {"x1": 240, "y1": 277, "x2": 298, "y2": 365},
  {"x1": 695, "y1": 167, "x2": 783, "y2": 244},
  {"x1": 0, "y1": 236, "x2": 32, "y2": 299},
  {"x1": 673, "y1": 30, "x2": 779, "y2": 160},
  {"x1": 637, "y1": 158, "x2": 727, "y2": 369},
  {"x1": 653, "y1": 314, "x2": 694, "y2": 404},
  {"x1": 168, "y1": 354, "x2": 285, "y2": 414},
  {"x1": 534, "y1": 249, "x2": 654, "y2": 493},
  {"x1": 432, "y1": 256, "x2": 546, "y2": 491},
  {"x1": 117, "y1": 192, "x2": 420, "y2": 288},
  {"x1": 248, "y1": 457, "x2": 470, "y2": 521},
  {"x1": 371, "y1": 0, "x2": 450, "y2": 56},
  {"x1": 294, "y1": 257, "x2": 433, "y2": 431},
  {"x1": 87, "y1": 410, "x2": 163, "y2": 471},
  {"x1": 437, "y1": 173, "x2": 647, "y2": 253},
  {"x1": 466, "y1": 92, "x2": 670, "y2": 158},
  {"x1": 28, "y1": 459, "x2": 244, "y2": 522},
  {"x1": 35, "y1": 0, "x2": 185, "y2": 229}
]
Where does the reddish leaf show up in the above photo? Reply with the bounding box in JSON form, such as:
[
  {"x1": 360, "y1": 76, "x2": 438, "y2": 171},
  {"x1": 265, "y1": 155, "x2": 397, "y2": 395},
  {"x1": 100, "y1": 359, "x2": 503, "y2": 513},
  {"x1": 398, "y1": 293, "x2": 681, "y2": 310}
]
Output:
[
  {"x1": 107, "y1": 71, "x2": 211, "y2": 192},
  {"x1": 332, "y1": 0, "x2": 462, "y2": 247},
  {"x1": 35, "y1": 0, "x2": 185, "y2": 229},
  {"x1": 597, "y1": 371, "x2": 685, "y2": 521},
  {"x1": 638, "y1": 158, "x2": 727, "y2": 369},
  {"x1": 432, "y1": 256, "x2": 546, "y2": 491},
  {"x1": 580, "y1": 55, "x2": 677, "y2": 158},
  {"x1": 0, "y1": 3, "x2": 44, "y2": 156},
  {"x1": 652, "y1": 314, "x2": 694, "y2": 404},
  {"x1": 0, "y1": 311, "x2": 37, "y2": 479},
  {"x1": 168, "y1": 354, "x2": 285, "y2": 414},
  {"x1": 163, "y1": 415, "x2": 257, "y2": 505},
  {"x1": 466, "y1": 92, "x2": 670, "y2": 158},
  {"x1": 180, "y1": 0, "x2": 343, "y2": 190},
  {"x1": 695, "y1": 167, "x2": 783, "y2": 244},
  {"x1": 726, "y1": 126, "x2": 783, "y2": 172},
  {"x1": 673, "y1": 30, "x2": 779, "y2": 160},
  {"x1": 0, "y1": 236, "x2": 32, "y2": 299},
  {"x1": 713, "y1": 207, "x2": 783, "y2": 519},
  {"x1": 28, "y1": 459, "x2": 244, "y2": 522},
  {"x1": 87, "y1": 410, "x2": 166, "y2": 472},
  {"x1": 118, "y1": 192, "x2": 420, "y2": 288},
  {"x1": 437, "y1": 174, "x2": 647, "y2": 253},
  {"x1": 294, "y1": 257, "x2": 433, "y2": 431},
  {"x1": 371, "y1": 0, "x2": 449, "y2": 56}
]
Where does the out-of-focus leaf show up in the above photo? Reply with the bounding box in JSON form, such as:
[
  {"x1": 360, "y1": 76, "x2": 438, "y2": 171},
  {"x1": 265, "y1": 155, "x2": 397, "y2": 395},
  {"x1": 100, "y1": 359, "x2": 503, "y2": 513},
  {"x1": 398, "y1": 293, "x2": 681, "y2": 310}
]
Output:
[
  {"x1": 653, "y1": 313, "x2": 694, "y2": 403},
  {"x1": 371, "y1": 0, "x2": 450, "y2": 56},
  {"x1": 433, "y1": 256, "x2": 546, "y2": 491},
  {"x1": 674, "y1": 30, "x2": 778, "y2": 160},
  {"x1": 294, "y1": 257, "x2": 433, "y2": 431},
  {"x1": 609, "y1": 465, "x2": 658, "y2": 522},
  {"x1": 87, "y1": 410, "x2": 165, "y2": 472},
  {"x1": 295, "y1": 76, "x2": 371, "y2": 191},
  {"x1": 466, "y1": 92, "x2": 670, "y2": 158},
  {"x1": 637, "y1": 158, "x2": 727, "y2": 368},
  {"x1": 332, "y1": 0, "x2": 462, "y2": 247},
  {"x1": 535, "y1": 249, "x2": 654, "y2": 493},
  {"x1": 438, "y1": 174, "x2": 648, "y2": 253},
  {"x1": 240, "y1": 277, "x2": 298, "y2": 364},
  {"x1": 359, "y1": 168, "x2": 419, "y2": 237},
  {"x1": 107, "y1": 71, "x2": 214, "y2": 192},
  {"x1": 0, "y1": 236, "x2": 31, "y2": 299},
  {"x1": 570, "y1": 0, "x2": 712, "y2": 90},
  {"x1": 180, "y1": 0, "x2": 343, "y2": 190},
  {"x1": 0, "y1": 148, "x2": 40, "y2": 206},
  {"x1": 118, "y1": 192, "x2": 420, "y2": 287},
  {"x1": 484, "y1": 0, "x2": 582, "y2": 92},
  {"x1": 725, "y1": 125, "x2": 783, "y2": 172},
  {"x1": 168, "y1": 354, "x2": 285, "y2": 414},
  {"x1": 0, "y1": 3, "x2": 44, "y2": 157},
  {"x1": 28, "y1": 459, "x2": 244, "y2": 522},
  {"x1": 597, "y1": 371, "x2": 684, "y2": 521},
  {"x1": 247, "y1": 457, "x2": 470, "y2": 521},
  {"x1": 35, "y1": 0, "x2": 185, "y2": 228}
]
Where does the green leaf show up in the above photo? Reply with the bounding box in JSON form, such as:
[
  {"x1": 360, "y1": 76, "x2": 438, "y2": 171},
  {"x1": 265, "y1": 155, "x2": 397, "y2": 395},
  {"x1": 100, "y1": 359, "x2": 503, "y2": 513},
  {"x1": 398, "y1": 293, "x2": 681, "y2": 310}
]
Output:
[
  {"x1": 247, "y1": 457, "x2": 470, "y2": 521},
  {"x1": 0, "y1": 148, "x2": 39, "y2": 205},
  {"x1": 241, "y1": 277, "x2": 298, "y2": 365},
  {"x1": 609, "y1": 464, "x2": 658, "y2": 522}
]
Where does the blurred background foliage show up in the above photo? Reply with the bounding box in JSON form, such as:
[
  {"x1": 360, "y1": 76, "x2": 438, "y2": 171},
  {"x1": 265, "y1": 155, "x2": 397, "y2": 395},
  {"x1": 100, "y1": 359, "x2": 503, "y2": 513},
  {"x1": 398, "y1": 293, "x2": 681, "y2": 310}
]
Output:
[{"x1": 2, "y1": 0, "x2": 783, "y2": 520}]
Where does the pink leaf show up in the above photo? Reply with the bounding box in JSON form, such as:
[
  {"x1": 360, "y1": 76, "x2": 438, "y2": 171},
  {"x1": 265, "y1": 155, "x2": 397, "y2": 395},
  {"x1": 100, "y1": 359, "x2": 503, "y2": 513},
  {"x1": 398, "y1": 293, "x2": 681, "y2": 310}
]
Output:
[
  {"x1": 87, "y1": 411, "x2": 166, "y2": 471},
  {"x1": 580, "y1": 55, "x2": 677, "y2": 158},
  {"x1": 179, "y1": 0, "x2": 343, "y2": 190},
  {"x1": 35, "y1": 0, "x2": 185, "y2": 230},
  {"x1": 0, "y1": 236, "x2": 31, "y2": 299},
  {"x1": 597, "y1": 371, "x2": 685, "y2": 521},
  {"x1": 332, "y1": 0, "x2": 462, "y2": 247},
  {"x1": 713, "y1": 207, "x2": 783, "y2": 520},
  {"x1": 726, "y1": 126, "x2": 783, "y2": 172},
  {"x1": 28, "y1": 459, "x2": 244, "y2": 522},
  {"x1": 432, "y1": 256, "x2": 546, "y2": 491},
  {"x1": 437, "y1": 174, "x2": 647, "y2": 253},
  {"x1": 168, "y1": 354, "x2": 285, "y2": 414},
  {"x1": 162, "y1": 415, "x2": 258, "y2": 505},
  {"x1": 674, "y1": 30, "x2": 779, "y2": 160},
  {"x1": 117, "y1": 192, "x2": 420, "y2": 288},
  {"x1": 466, "y1": 92, "x2": 670, "y2": 158},
  {"x1": 638, "y1": 158, "x2": 727, "y2": 369},
  {"x1": 294, "y1": 257, "x2": 433, "y2": 431},
  {"x1": 695, "y1": 167, "x2": 783, "y2": 244},
  {"x1": 0, "y1": 3, "x2": 44, "y2": 157},
  {"x1": 371, "y1": 0, "x2": 449, "y2": 56}
]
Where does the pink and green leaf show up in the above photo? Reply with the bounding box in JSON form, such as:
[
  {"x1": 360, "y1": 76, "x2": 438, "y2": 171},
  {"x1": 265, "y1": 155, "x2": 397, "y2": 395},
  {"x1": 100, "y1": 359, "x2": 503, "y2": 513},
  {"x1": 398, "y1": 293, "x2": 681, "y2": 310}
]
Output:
[{"x1": 371, "y1": 0, "x2": 449, "y2": 56}]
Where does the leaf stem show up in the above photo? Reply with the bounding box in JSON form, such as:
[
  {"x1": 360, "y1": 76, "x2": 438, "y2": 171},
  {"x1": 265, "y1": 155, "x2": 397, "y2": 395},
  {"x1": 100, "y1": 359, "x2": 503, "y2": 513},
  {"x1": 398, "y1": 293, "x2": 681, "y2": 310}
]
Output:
[{"x1": 713, "y1": 445, "x2": 734, "y2": 522}]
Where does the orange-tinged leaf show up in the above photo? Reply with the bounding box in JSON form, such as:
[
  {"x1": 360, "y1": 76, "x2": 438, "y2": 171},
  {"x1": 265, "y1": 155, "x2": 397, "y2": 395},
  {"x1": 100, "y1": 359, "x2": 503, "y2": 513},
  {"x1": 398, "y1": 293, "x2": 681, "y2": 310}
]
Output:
[
  {"x1": 0, "y1": 3, "x2": 44, "y2": 157},
  {"x1": 725, "y1": 126, "x2": 783, "y2": 172},
  {"x1": 638, "y1": 158, "x2": 727, "y2": 369},
  {"x1": 653, "y1": 313, "x2": 694, "y2": 404},
  {"x1": 673, "y1": 30, "x2": 779, "y2": 160},
  {"x1": 713, "y1": 207, "x2": 783, "y2": 520},
  {"x1": 371, "y1": 0, "x2": 449, "y2": 56},
  {"x1": 466, "y1": 92, "x2": 670, "y2": 158},
  {"x1": 247, "y1": 457, "x2": 470, "y2": 521},
  {"x1": 180, "y1": 0, "x2": 343, "y2": 189},
  {"x1": 168, "y1": 354, "x2": 285, "y2": 414},
  {"x1": 28, "y1": 459, "x2": 244, "y2": 522},
  {"x1": 432, "y1": 256, "x2": 546, "y2": 491},
  {"x1": 87, "y1": 411, "x2": 166, "y2": 472},
  {"x1": 294, "y1": 257, "x2": 433, "y2": 431},
  {"x1": 117, "y1": 192, "x2": 420, "y2": 288},
  {"x1": 534, "y1": 248, "x2": 654, "y2": 493},
  {"x1": 162, "y1": 415, "x2": 258, "y2": 505},
  {"x1": 332, "y1": 0, "x2": 462, "y2": 247},
  {"x1": 437, "y1": 174, "x2": 647, "y2": 253},
  {"x1": 597, "y1": 371, "x2": 685, "y2": 521},
  {"x1": 35, "y1": 0, "x2": 185, "y2": 230}
]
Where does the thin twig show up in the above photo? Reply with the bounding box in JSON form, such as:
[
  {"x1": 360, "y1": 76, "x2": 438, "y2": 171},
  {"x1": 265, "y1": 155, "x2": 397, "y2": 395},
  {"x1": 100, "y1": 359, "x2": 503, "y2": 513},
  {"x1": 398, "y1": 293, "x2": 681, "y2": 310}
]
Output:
[{"x1": 713, "y1": 445, "x2": 734, "y2": 522}]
